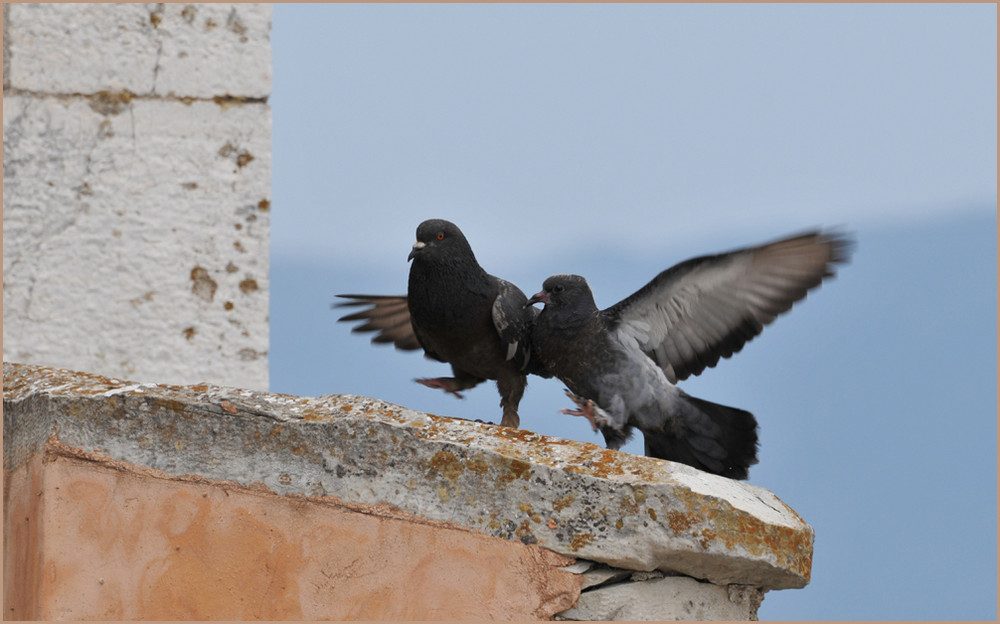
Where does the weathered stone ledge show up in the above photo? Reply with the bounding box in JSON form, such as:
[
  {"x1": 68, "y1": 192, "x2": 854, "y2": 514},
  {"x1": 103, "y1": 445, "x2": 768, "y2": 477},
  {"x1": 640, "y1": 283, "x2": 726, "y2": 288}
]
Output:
[{"x1": 3, "y1": 361, "x2": 813, "y2": 591}]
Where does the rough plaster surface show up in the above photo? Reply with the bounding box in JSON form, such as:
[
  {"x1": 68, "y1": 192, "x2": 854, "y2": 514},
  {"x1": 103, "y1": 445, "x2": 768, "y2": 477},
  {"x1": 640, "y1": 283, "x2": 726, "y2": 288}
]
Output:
[
  {"x1": 3, "y1": 95, "x2": 270, "y2": 388},
  {"x1": 3, "y1": 3, "x2": 271, "y2": 390},
  {"x1": 4, "y1": 450, "x2": 580, "y2": 620},
  {"x1": 4, "y1": 362, "x2": 815, "y2": 593},
  {"x1": 5, "y1": 3, "x2": 271, "y2": 98}
]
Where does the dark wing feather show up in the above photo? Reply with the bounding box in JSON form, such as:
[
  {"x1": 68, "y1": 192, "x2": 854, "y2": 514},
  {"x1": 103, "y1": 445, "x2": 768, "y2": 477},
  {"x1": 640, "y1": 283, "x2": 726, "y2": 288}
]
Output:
[
  {"x1": 602, "y1": 230, "x2": 853, "y2": 382},
  {"x1": 490, "y1": 279, "x2": 535, "y2": 372},
  {"x1": 335, "y1": 294, "x2": 422, "y2": 351}
]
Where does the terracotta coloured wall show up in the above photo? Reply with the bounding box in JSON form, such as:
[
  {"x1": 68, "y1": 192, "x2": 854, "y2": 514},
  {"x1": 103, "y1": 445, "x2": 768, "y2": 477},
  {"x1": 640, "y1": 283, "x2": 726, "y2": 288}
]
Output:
[{"x1": 5, "y1": 446, "x2": 580, "y2": 620}]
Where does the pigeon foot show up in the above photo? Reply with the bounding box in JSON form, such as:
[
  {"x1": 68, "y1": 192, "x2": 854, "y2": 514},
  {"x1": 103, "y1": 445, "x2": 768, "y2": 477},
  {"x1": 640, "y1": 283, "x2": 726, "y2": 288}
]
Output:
[
  {"x1": 560, "y1": 389, "x2": 610, "y2": 432},
  {"x1": 415, "y1": 377, "x2": 468, "y2": 399},
  {"x1": 498, "y1": 409, "x2": 520, "y2": 429}
]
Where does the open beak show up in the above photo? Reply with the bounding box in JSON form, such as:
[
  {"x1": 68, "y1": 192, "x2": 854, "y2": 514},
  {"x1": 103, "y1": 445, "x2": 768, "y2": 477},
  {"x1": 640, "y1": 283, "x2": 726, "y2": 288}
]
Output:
[
  {"x1": 525, "y1": 290, "x2": 549, "y2": 308},
  {"x1": 407, "y1": 241, "x2": 426, "y2": 262}
]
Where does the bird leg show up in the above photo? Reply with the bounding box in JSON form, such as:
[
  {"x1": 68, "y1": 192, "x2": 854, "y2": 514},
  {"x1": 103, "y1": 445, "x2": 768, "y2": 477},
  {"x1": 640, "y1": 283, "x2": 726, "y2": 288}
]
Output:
[
  {"x1": 496, "y1": 375, "x2": 526, "y2": 429},
  {"x1": 414, "y1": 376, "x2": 480, "y2": 399},
  {"x1": 561, "y1": 389, "x2": 611, "y2": 432}
]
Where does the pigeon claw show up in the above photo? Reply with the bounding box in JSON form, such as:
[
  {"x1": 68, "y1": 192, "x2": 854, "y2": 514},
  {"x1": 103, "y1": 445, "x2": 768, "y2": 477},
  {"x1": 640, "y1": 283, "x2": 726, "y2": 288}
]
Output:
[
  {"x1": 415, "y1": 377, "x2": 466, "y2": 399},
  {"x1": 561, "y1": 389, "x2": 608, "y2": 432}
]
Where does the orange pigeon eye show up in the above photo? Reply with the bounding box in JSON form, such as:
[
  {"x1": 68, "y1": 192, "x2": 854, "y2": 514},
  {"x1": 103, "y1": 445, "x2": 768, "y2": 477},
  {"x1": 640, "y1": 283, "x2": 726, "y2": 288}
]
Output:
[{"x1": 437, "y1": 232, "x2": 445, "y2": 241}]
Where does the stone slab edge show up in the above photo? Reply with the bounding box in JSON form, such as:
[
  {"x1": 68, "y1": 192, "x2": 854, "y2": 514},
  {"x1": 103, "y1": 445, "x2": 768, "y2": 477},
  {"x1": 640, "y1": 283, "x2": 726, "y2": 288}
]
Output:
[{"x1": 3, "y1": 362, "x2": 813, "y2": 590}]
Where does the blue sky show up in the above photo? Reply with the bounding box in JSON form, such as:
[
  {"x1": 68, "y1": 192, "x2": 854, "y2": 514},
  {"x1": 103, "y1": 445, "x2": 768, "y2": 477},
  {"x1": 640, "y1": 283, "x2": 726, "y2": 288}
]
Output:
[{"x1": 268, "y1": 4, "x2": 996, "y2": 620}]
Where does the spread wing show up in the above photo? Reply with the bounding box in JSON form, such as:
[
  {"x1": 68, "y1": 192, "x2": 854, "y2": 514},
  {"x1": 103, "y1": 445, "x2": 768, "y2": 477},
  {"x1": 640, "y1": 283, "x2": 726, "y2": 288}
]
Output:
[
  {"x1": 490, "y1": 278, "x2": 537, "y2": 373},
  {"x1": 603, "y1": 230, "x2": 853, "y2": 383},
  {"x1": 335, "y1": 294, "x2": 423, "y2": 351}
]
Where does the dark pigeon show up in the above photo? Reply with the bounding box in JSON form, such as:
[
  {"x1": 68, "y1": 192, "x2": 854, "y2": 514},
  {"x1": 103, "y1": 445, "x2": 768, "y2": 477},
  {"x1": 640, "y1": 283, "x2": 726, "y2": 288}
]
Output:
[
  {"x1": 526, "y1": 230, "x2": 853, "y2": 480},
  {"x1": 336, "y1": 219, "x2": 545, "y2": 428}
]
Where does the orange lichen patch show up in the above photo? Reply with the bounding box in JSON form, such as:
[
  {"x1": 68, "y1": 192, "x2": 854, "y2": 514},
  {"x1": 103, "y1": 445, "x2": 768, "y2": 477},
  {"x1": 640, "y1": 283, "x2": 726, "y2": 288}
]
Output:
[
  {"x1": 671, "y1": 488, "x2": 813, "y2": 582},
  {"x1": 497, "y1": 437, "x2": 669, "y2": 484},
  {"x1": 428, "y1": 451, "x2": 464, "y2": 481},
  {"x1": 666, "y1": 510, "x2": 695, "y2": 533},
  {"x1": 220, "y1": 401, "x2": 237, "y2": 414},
  {"x1": 700, "y1": 513, "x2": 813, "y2": 582},
  {"x1": 494, "y1": 458, "x2": 532, "y2": 489},
  {"x1": 619, "y1": 495, "x2": 640, "y2": 516},
  {"x1": 569, "y1": 533, "x2": 594, "y2": 551},
  {"x1": 489, "y1": 426, "x2": 546, "y2": 444},
  {"x1": 514, "y1": 518, "x2": 536, "y2": 542},
  {"x1": 509, "y1": 459, "x2": 531, "y2": 480},
  {"x1": 551, "y1": 495, "x2": 575, "y2": 512},
  {"x1": 3, "y1": 365, "x2": 131, "y2": 398},
  {"x1": 301, "y1": 412, "x2": 330, "y2": 422},
  {"x1": 591, "y1": 449, "x2": 628, "y2": 476},
  {"x1": 150, "y1": 397, "x2": 188, "y2": 414},
  {"x1": 465, "y1": 457, "x2": 489, "y2": 474}
]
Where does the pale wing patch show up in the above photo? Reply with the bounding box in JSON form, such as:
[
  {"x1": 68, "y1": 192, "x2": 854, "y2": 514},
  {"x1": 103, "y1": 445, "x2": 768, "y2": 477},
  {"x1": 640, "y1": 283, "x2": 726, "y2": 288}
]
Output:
[{"x1": 604, "y1": 230, "x2": 851, "y2": 382}]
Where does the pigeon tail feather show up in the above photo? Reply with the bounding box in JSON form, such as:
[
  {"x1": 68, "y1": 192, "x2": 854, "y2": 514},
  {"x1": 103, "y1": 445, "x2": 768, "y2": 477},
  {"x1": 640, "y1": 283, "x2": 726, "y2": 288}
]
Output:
[{"x1": 643, "y1": 395, "x2": 759, "y2": 480}]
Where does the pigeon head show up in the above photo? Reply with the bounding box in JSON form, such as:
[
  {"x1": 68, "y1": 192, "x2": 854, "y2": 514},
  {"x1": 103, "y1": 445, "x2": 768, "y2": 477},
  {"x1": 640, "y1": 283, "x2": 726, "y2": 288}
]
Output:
[
  {"x1": 408, "y1": 219, "x2": 475, "y2": 262},
  {"x1": 527, "y1": 274, "x2": 597, "y2": 312}
]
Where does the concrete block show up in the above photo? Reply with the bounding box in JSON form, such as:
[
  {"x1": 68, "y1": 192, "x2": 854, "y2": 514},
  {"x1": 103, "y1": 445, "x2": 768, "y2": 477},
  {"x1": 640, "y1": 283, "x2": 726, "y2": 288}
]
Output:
[
  {"x1": 558, "y1": 574, "x2": 763, "y2": 621},
  {"x1": 3, "y1": 95, "x2": 270, "y2": 389},
  {"x1": 6, "y1": 3, "x2": 271, "y2": 98},
  {"x1": 3, "y1": 362, "x2": 814, "y2": 591}
]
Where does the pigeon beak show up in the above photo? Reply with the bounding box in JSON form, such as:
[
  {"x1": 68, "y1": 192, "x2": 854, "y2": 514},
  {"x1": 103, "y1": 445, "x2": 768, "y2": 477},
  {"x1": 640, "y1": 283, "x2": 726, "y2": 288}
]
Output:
[
  {"x1": 407, "y1": 241, "x2": 426, "y2": 262},
  {"x1": 525, "y1": 291, "x2": 549, "y2": 308}
]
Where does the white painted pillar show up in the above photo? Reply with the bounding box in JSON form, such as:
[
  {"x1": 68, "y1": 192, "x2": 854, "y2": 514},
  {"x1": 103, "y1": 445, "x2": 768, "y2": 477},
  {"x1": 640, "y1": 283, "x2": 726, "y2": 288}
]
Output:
[{"x1": 3, "y1": 4, "x2": 272, "y2": 390}]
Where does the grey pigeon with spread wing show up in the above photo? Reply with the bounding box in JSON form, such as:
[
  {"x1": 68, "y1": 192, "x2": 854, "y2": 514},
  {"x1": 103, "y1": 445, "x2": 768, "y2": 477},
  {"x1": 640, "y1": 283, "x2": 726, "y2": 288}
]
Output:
[
  {"x1": 337, "y1": 219, "x2": 545, "y2": 428},
  {"x1": 527, "y1": 230, "x2": 853, "y2": 479}
]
